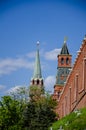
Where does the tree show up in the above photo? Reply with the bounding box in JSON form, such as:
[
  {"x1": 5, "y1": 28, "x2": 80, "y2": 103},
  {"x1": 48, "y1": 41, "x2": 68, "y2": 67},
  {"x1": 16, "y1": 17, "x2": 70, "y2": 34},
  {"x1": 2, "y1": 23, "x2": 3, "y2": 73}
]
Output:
[
  {"x1": 23, "y1": 85, "x2": 57, "y2": 130},
  {"x1": 0, "y1": 86, "x2": 57, "y2": 130},
  {"x1": 0, "y1": 96, "x2": 25, "y2": 130},
  {"x1": 51, "y1": 108, "x2": 86, "y2": 130},
  {"x1": 9, "y1": 86, "x2": 29, "y2": 103},
  {"x1": 29, "y1": 85, "x2": 44, "y2": 102}
]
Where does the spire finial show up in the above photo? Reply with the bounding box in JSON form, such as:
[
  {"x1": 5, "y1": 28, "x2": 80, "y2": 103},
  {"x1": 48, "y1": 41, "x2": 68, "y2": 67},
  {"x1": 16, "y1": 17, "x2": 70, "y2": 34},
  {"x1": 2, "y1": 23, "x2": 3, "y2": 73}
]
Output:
[
  {"x1": 37, "y1": 41, "x2": 40, "y2": 49},
  {"x1": 64, "y1": 37, "x2": 68, "y2": 43}
]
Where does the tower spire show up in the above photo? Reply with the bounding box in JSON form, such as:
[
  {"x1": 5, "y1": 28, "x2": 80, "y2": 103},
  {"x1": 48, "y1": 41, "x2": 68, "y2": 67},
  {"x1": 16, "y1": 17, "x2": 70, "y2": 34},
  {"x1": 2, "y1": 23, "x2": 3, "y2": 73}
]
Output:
[
  {"x1": 33, "y1": 41, "x2": 42, "y2": 79},
  {"x1": 30, "y1": 41, "x2": 43, "y2": 87},
  {"x1": 60, "y1": 37, "x2": 69, "y2": 55}
]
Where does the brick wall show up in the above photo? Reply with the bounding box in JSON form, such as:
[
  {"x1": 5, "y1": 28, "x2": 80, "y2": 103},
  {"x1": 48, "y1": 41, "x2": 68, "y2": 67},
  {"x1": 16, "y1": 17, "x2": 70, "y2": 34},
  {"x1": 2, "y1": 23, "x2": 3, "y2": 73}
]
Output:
[{"x1": 56, "y1": 38, "x2": 86, "y2": 118}]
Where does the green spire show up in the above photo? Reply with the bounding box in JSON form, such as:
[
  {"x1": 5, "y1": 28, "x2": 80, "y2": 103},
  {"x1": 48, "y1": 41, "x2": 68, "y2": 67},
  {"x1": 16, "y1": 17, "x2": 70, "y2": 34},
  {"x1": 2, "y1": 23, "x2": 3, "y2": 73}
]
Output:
[
  {"x1": 60, "y1": 38, "x2": 69, "y2": 55},
  {"x1": 33, "y1": 41, "x2": 42, "y2": 79}
]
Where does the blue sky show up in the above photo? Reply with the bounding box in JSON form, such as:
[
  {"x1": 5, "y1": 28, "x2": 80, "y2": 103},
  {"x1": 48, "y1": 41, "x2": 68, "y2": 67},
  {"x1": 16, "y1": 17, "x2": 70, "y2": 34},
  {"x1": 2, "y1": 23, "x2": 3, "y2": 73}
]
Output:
[{"x1": 0, "y1": 0, "x2": 86, "y2": 97}]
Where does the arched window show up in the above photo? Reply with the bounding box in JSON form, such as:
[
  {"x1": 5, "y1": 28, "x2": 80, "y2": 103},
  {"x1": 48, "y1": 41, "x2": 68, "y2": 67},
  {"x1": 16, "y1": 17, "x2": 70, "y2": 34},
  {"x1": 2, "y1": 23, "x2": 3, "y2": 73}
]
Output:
[
  {"x1": 61, "y1": 58, "x2": 64, "y2": 64},
  {"x1": 66, "y1": 58, "x2": 69, "y2": 65},
  {"x1": 32, "y1": 80, "x2": 34, "y2": 84},
  {"x1": 37, "y1": 79, "x2": 39, "y2": 85},
  {"x1": 41, "y1": 80, "x2": 43, "y2": 85}
]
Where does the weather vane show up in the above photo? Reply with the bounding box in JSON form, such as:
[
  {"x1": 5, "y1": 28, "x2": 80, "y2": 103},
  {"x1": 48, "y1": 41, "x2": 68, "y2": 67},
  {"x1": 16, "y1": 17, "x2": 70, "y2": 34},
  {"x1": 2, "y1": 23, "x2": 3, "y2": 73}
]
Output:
[{"x1": 64, "y1": 36, "x2": 68, "y2": 43}]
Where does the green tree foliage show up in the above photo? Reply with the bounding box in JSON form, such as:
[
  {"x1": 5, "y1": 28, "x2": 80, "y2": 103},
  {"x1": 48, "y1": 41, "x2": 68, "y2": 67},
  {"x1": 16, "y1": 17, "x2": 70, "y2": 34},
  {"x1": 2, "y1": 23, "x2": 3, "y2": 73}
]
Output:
[
  {"x1": 51, "y1": 107, "x2": 86, "y2": 130},
  {"x1": 0, "y1": 96, "x2": 25, "y2": 130},
  {"x1": 0, "y1": 86, "x2": 57, "y2": 130},
  {"x1": 23, "y1": 85, "x2": 57, "y2": 130},
  {"x1": 29, "y1": 85, "x2": 44, "y2": 102},
  {"x1": 9, "y1": 86, "x2": 29, "y2": 103}
]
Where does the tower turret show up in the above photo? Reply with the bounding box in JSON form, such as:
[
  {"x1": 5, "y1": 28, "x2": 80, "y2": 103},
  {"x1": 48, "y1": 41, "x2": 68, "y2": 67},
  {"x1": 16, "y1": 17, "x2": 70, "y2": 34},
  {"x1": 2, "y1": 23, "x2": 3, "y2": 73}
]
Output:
[
  {"x1": 30, "y1": 41, "x2": 43, "y2": 87},
  {"x1": 53, "y1": 38, "x2": 72, "y2": 101}
]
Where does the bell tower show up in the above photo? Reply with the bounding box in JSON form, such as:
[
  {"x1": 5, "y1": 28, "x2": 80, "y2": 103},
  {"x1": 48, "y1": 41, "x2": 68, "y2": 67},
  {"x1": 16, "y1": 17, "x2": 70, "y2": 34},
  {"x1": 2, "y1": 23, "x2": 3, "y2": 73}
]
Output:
[
  {"x1": 53, "y1": 38, "x2": 72, "y2": 101},
  {"x1": 30, "y1": 41, "x2": 44, "y2": 88}
]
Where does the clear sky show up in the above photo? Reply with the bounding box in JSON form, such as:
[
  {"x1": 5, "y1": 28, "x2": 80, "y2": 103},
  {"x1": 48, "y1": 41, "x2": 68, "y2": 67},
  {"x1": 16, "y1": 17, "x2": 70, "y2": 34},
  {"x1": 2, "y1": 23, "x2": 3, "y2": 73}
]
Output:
[{"x1": 0, "y1": 0, "x2": 86, "y2": 97}]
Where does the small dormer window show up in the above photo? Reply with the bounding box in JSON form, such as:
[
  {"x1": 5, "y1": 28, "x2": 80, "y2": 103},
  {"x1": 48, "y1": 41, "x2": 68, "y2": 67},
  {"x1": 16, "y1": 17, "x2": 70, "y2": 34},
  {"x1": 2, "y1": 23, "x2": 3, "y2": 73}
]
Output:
[
  {"x1": 61, "y1": 58, "x2": 64, "y2": 64},
  {"x1": 66, "y1": 58, "x2": 69, "y2": 65}
]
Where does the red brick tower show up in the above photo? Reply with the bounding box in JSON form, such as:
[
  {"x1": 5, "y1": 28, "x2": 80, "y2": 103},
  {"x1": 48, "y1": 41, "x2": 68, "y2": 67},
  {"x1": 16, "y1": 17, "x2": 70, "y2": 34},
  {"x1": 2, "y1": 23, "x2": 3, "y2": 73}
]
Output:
[{"x1": 53, "y1": 38, "x2": 72, "y2": 101}]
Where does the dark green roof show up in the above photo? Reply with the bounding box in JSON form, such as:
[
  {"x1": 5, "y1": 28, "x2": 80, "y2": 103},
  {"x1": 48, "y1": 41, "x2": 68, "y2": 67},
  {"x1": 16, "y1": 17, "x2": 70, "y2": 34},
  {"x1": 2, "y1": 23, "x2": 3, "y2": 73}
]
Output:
[
  {"x1": 60, "y1": 42, "x2": 69, "y2": 55},
  {"x1": 33, "y1": 44, "x2": 42, "y2": 79}
]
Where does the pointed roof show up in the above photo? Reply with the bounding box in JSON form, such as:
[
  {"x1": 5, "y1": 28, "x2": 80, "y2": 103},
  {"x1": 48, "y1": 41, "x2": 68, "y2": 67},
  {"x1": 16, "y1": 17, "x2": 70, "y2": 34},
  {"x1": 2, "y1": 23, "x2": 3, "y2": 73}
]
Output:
[
  {"x1": 33, "y1": 41, "x2": 42, "y2": 79},
  {"x1": 60, "y1": 39, "x2": 69, "y2": 55}
]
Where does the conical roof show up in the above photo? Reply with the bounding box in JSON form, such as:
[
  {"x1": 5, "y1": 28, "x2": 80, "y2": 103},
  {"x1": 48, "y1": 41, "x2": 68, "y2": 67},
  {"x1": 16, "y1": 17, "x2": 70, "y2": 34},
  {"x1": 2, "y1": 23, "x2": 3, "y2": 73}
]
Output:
[
  {"x1": 33, "y1": 42, "x2": 42, "y2": 79},
  {"x1": 60, "y1": 40, "x2": 69, "y2": 55}
]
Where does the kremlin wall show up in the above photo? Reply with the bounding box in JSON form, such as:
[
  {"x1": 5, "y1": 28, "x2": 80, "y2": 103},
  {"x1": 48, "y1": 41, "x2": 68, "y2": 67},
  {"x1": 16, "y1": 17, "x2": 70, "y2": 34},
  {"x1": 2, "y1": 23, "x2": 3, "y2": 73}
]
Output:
[{"x1": 53, "y1": 35, "x2": 86, "y2": 119}]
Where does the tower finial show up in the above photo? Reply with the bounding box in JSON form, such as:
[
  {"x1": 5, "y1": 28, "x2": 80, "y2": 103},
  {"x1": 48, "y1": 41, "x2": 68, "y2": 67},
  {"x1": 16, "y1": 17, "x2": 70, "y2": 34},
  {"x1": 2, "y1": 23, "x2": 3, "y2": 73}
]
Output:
[
  {"x1": 37, "y1": 41, "x2": 40, "y2": 49},
  {"x1": 64, "y1": 37, "x2": 68, "y2": 43}
]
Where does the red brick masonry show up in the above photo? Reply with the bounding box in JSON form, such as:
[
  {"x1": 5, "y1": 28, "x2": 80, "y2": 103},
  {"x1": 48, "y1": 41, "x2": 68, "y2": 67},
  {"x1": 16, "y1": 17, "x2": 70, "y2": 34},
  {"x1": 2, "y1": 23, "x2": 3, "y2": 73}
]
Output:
[{"x1": 54, "y1": 38, "x2": 86, "y2": 118}]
